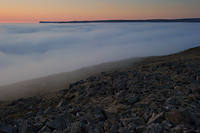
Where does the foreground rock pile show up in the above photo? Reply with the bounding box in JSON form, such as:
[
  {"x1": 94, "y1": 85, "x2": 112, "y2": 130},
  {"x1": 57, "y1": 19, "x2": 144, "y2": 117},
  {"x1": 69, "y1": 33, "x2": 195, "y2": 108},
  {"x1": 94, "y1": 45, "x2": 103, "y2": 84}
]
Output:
[{"x1": 0, "y1": 47, "x2": 200, "y2": 133}]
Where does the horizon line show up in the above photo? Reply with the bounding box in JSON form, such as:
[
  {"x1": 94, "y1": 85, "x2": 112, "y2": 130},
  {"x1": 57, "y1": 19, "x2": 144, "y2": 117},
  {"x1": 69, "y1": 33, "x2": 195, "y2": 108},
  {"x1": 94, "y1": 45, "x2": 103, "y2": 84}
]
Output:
[
  {"x1": 39, "y1": 18, "x2": 200, "y2": 23},
  {"x1": 1, "y1": 17, "x2": 200, "y2": 24}
]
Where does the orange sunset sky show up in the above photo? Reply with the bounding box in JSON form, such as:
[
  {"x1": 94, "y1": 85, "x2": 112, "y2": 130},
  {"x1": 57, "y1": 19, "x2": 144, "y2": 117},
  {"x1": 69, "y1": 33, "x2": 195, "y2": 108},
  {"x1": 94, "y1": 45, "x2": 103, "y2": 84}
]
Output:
[{"x1": 1, "y1": 0, "x2": 200, "y2": 23}]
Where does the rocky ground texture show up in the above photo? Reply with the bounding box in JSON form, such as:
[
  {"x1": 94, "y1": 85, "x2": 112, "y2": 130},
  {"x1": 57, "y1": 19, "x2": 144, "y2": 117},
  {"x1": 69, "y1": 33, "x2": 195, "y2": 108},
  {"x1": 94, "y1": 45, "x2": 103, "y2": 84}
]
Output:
[{"x1": 0, "y1": 46, "x2": 200, "y2": 133}]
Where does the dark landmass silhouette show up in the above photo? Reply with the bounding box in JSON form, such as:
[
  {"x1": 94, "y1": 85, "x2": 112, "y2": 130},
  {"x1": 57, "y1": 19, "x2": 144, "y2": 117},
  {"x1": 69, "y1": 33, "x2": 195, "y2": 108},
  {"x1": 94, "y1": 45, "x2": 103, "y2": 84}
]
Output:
[{"x1": 39, "y1": 18, "x2": 200, "y2": 23}]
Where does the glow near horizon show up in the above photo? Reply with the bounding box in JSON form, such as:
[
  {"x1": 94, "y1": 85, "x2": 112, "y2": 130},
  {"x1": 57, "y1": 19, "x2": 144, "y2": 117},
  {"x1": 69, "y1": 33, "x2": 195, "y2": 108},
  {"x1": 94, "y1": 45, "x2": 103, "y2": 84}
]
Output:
[{"x1": 1, "y1": 0, "x2": 200, "y2": 23}]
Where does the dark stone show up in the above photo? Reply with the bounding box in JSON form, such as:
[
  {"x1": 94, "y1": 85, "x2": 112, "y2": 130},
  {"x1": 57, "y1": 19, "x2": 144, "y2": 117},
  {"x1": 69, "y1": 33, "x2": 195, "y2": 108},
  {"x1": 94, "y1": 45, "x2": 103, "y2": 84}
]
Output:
[
  {"x1": 69, "y1": 79, "x2": 84, "y2": 88},
  {"x1": 186, "y1": 83, "x2": 200, "y2": 94},
  {"x1": 104, "y1": 120, "x2": 113, "y2": 131},
  {"x1": 46, "y1": 111, "x2": 73, "y2": 130},
  {"x1": 7, "y1": 101, "x2": 18, "y2": 106},
  {"x1": 114, "y1": 79, "x2": 127, "y2": 88},
  {"x1": 147, "y1": 112, "x2": 165, "y2": 124},
  {"x1": 94, "y1": 106, "x2": 107, "y2": 121},
  {"x1": 88, "y1": 128, "x2": 99, "y2": 133},
  {"x1": 171, "y1": 124, "x2": 184, "y2": 132},
  {"x1": 164, "y1": 96, "x2": 179, "y2": 105},
  {"x1": 136, "y1": 125, "x2": 147, "y2": 133},
  {"x1": 18, "y1": 121, "x2": 41, "y2": 133},
  {"x1": 161, "y1": 120, "x2": 173, "y2": 128},
  {"x1": 60, "y1": 88, "x2": 69, "y2": 96},
  {"x1": 147, "y1": 123, "x2": 164, "y2": 133},
  {"x1": 0, "y1": 126, "x2": 15, "y2": 133},
  {"x1": 44, "y1": 106, "x2": 55, "y2": 114},
  {"x1": 119, "y1": 128, "x2": 132, "y2": 133},
  {"x1": 94, "y1": 121, "x2": 104, "y2": 132},
  {"x1": 116, "y1": 90, "x2": 126, "y2": 100},
  {"x1": 110, "y1": 125, "x2": 118, "y2": 133},
  {"x1": 23, "y1": 111, "x2": 35, "y2": 120},
  {"x1": 128, "y1": 122, "x2": 137, "y2": 131},
  {"x1": 162, "y1": 84, "x2": 170, "y2": 90},
  {"x1": 38, "y1": 125, "x2": 52, "y2": 133},
  {"x1": 69, "y1": 121, "x2": 87, "y2": 133},
  {"x1": 128, "y1": 95, "x2": 140, "y2": 105},
  {"x1": 56, "y1": 99, "x2": 69, "y2": 109},
  {"x1": 165, "y1": 109, "x2": 194, "y2": 126}
]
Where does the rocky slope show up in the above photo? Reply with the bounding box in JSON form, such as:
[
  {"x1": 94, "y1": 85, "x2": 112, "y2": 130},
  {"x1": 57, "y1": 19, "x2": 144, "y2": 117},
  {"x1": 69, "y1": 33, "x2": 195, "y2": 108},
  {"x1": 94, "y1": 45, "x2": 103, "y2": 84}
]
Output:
[
  {"x1": 0, "y1": 46, "x2": 200, "y2": 133},
  {"x1": 0, "y1": 57, "x2": 143, "y2": 101}
]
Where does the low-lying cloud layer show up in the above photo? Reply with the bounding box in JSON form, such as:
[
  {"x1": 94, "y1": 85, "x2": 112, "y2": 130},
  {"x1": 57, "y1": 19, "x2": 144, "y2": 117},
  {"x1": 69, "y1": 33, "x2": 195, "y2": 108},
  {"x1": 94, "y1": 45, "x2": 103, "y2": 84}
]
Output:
[{"x1": 0, "y1": 23, "x2": 200, "y2": 86}]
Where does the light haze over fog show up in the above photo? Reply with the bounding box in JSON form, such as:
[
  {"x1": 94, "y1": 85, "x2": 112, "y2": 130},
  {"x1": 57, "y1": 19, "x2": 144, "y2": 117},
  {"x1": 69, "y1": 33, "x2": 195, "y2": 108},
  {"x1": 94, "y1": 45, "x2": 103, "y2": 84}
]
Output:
[{"x1": 0, "y1": 23, "x2": 200, "y2": 86}]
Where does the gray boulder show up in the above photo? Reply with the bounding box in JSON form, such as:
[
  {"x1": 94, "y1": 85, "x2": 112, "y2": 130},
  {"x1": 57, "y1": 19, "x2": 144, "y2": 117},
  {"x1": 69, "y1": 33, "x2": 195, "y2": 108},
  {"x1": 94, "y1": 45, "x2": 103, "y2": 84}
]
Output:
[{"x1": 46, "y1": 111, "x2": 73, "y2": 130}]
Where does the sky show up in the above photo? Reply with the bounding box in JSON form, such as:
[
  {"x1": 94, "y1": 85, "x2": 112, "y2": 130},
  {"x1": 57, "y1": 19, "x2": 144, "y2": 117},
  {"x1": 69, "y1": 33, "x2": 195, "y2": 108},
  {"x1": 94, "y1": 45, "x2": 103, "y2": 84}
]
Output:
[
  {"x1": 0, "y1": 23, "x2": 200, "y2": 86},
  {"x1": 1, "y1": 0, "x2": 200, "y2": 23}
]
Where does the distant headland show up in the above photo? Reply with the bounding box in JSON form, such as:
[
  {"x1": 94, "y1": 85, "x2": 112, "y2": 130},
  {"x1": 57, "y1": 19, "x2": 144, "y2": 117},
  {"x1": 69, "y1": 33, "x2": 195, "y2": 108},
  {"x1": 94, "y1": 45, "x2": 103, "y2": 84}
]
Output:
[{"x1": 39, "y1": 18, "x2": 200, "y2": 23}]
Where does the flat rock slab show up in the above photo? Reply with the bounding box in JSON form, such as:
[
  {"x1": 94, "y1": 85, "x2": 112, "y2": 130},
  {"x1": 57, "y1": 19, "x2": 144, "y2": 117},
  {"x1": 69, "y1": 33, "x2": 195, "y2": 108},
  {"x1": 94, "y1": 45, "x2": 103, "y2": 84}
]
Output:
[{"x1": 165, "y1": 109, "x2": 194, "y2": 126}]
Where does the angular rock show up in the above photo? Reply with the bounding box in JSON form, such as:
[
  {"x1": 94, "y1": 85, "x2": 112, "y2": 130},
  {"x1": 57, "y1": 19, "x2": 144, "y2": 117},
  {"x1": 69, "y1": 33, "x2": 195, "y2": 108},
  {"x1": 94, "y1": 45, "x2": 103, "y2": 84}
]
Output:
[
  {"x1": 64, "y1": 93, "x2": 77, "y2": 101},
  {"x1": 128, "y1": 95, "x2": 140, "y2": 105},
  {"x1": 164, "y1": 96, "x2": 179, "y2": 105},
  {"x1": 114, "y1": 79, "x2": 127, "y2": 88},
  {"x1": 94, "y1": 106, "x2": 107, "y2": 121},
  {"x1": 174, "y1": 86, "x2": 181, "y2": 91},
  {"x1": 0, "y1": 126, "x2": 15, "y2": 133},
  {"x1": 129, "y1": 86, "x2": 139, "y2": 93},
  {"x1": 44, "y1": 106, "x2": 55, "y2": 114},
  {"x1": 60, "y1": 88, "x2": 69, "y2": 96},
  {"x1": 56, "y1": 99, "x2": 69, "y2": 109},
  {"x1": 128, "y1": 122, "x2": 137, "y2": 131},
  {"x1": 18, "y1": 121, "x2": 41, "y2": 133},
  {"x1": 121, "y1": 119, "x2": 130, "y2": 127},
  {"x1": 186, "y1": 83, "x2": 200, "y2": 94},
  {"x1": 147, "y1": 112, "x2": 165, "y2": 124},
  {"x1": 38, "y1": 125, "x2": 52, "y2": 133},
  {"x1": 110, "y1": 125, "x2": 118, "y2": 133},
  {"x1": 69, "y1": 121, "x2": 87, "y2": 133},
  {"x1": 136, "y1": 125, "x2": 148, "y2": 133},
  {"x1": 147, "y1": 123, "x2": 164, "y2": 133},
  {"x1": 70, "y1": 106, "x2": 81, "y2": 116},
  {"x1": 69, "y1": 80, "x2": 84, "y2": 88},
  {"x1": 88, "y1": 128, "x2": 100, "y2": 133},
  {"x1": 119, "y1": 128, "x2": 132, "y2": 133},
  {"x1": 171, "y1": 124, "x2": 184, "y2": 132},
  {"x1": 165, "y1": 109, "x2": 194, "y2": 126},
  {"x1": 143, "y1": 112, "x2": 150, "y2": 121},
  {"x1": 46, "y1": 111, "x2": 73, "y2": 130},
  {"x1": 116, "y1": 90, "x2": 126, "y2": 100},
  {"x1": 23, "y1": 111, "x2": 35, "y2": 120},
  {"x1": 161, "y1": 120, "x2": 173, "y2": 128},
  {"x1": 104, "y1": 119, "x2": 113, "y2": 131},
  {"x1": 95, "y1": 121, "x2": 104, "y2": 132}
]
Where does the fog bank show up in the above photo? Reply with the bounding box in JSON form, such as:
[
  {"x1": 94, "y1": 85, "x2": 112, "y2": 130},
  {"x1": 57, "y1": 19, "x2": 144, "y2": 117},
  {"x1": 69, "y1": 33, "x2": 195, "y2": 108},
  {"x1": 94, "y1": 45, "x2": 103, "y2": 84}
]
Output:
[{"x1": 0, "y1": 23, "x2": 200, "y2": 86}]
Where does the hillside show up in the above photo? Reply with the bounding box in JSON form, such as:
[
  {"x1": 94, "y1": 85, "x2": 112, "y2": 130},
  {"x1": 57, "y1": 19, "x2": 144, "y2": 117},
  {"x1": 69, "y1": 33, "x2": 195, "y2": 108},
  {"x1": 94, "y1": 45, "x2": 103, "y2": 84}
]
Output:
[
  {"x1": 0, "y1": 46, "x2": 200, "y2": 133},
  {"x1": 0, "y1": 57, "x2": 144, "y2": 101}
]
